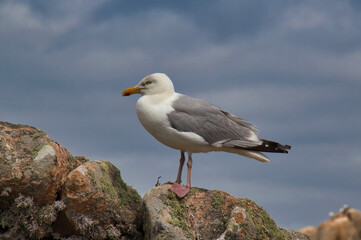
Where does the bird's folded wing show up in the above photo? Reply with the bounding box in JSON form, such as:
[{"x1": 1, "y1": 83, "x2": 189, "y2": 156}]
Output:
[{"x1": 167, "y1": 95, "x2": 261, "y2": 148}]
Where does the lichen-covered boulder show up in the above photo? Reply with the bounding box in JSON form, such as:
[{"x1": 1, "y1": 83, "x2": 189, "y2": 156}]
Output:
[
  {"x1": 59, "y1": 160, "x2": 143, "y2": 239},
  {"x1": 143, "y1": 185, "x2": 308, "y2": 240},
  {"x1": 0, "y1": 121, "x2": 85, "y2": 207}
]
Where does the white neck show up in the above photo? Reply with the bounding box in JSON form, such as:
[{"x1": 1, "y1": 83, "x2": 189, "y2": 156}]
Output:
[{"x1": 141, "y1": 91, "x2": 176, "y2": 105}]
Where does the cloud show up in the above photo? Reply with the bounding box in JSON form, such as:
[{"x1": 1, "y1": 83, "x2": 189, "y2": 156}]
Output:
[{"x1": 282, "y1": 1, "x2": 361, "y2": 54}]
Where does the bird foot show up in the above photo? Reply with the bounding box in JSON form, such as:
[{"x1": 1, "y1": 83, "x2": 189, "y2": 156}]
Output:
[{"x1": 170, "y1": 183, "x2": 190, "y2": 198}]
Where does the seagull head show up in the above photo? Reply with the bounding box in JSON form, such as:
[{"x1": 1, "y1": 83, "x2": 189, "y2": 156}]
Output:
[{"x1": 122, "y1": 73, "x2": 175, "y2": 97}]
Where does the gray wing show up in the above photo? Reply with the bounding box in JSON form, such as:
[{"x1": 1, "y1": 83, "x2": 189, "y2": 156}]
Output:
[{"x1": 167, "y1": 95, "x2": 261, "y2": 148}]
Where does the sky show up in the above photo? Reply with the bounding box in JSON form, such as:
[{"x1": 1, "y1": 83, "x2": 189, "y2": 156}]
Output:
[{"x1": 1, "y1": 0, "x2": 361, "y2": 230}]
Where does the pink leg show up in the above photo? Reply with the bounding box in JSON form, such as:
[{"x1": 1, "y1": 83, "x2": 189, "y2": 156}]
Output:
[
  {"x1": 162, "y1": 151, "x2": 185, "y2": 185},
  {"x1": 186, "y1": 154, "x2": 192, "y2": 188},
  {"x1": 171, "y1": 153, "x2": 192, "y2": 198},
  {"x1": 175, "y1": 151, "x2": 185, "y2": 184}
]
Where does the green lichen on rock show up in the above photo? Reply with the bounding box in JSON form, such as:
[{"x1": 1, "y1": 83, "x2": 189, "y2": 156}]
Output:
[
  {"x1": 84, "y1": 161, "x2": 142, "y2": 209},
  {"x1": 86, "y1": 167, "x2": 97, "y2": 185},
  {"x1": 61, "y1": 160, "x2": 143, "y2": 239},
  {"x1": 32, "y1": 144, "x2": 52, "y2": 159},
  {"x1": 212, "y1": 191, "x2": 224, "y2": 211},
  {"x1": 240, "y1": 198, "x2": 285, "y2": 240},
  {"x1": 69, "y1": 156, "x2": 88, "y2": 171},
  {"x1": 95, "y1": 160, "x2": 141, "y2": 208},
  {"x1": 164, "y1": 191, "x2": 192, "y2": 238}
]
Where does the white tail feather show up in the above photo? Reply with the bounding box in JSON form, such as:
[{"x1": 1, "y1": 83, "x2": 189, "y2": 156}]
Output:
[{"x1": 221, "y1": 147, "x2": 270, "y2": 162}]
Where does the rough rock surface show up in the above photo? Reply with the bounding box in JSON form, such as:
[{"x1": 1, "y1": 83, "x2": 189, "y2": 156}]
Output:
[
  {"x1": 143, "y1": 185, "x2": 309, "y2": 240},
  {"x1": 299, "y1": 207, "x2": 361, "y2": 240},
  {"x1": 0, "y1": 121, "x2": 143, "y2": 239},
  {"x1": 59, "y1": 160, "x2": 143, "y2": 239},
  {"x1": 0, "y1": 121, "x2": 84, "y2": 207}
]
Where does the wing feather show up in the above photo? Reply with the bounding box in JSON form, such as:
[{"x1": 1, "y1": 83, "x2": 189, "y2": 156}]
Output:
[{"x1": 167, "y1": 95, "x2": 261, "y2": 148}]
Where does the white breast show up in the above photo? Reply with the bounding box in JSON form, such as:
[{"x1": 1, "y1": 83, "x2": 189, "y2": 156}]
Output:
[{"x1": 135, "y1": 93, "x2": 211, "y2": 153}]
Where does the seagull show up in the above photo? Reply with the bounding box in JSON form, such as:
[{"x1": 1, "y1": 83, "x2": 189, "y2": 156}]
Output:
[{"x1": 122, "y1": 73, "x2": 291, "y2": 198}]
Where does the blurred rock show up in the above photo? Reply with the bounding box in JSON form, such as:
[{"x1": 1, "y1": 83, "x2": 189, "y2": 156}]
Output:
[
  {"x1": 298, "y1": 226, "x2": 317, "y2": 239},
  {"x1": 143, "y1": 185, "x2": 309, "y2": 240},
  {"x1": 347, "y1": 208, "x2": 361, "y2": 239},
  {"x1": 0, "y1": 121, "x2": 85, "y2": 207},
  {"x1": 299, "y1": 207, "x2": 361, "y2": 240}
]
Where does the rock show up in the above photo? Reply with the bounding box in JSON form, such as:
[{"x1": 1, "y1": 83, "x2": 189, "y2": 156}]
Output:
[
  {"x1": 346, "y1": 208, "x2": 361, "y2": 238},
  {"x1": 298, "y1": 207, "x2": 361, "y2": 240},
  {"x1": 143, "y1": 185, "x2": 309, "y2": 240},
  {"x1": 317, "y1": 215, "x2": 356, "y2": 240},
  {"x1": 59, "y1": 160, "x2": 143, "y2": 239},
  {"x1": 0, "y1": 121, "x2": 85, "y2": 207},
  {"x1": 298, "y1": 226, "x2": 317, "y2": 239},
  {"x1": 0, "y1": 121, "x2": 314, "y2": 239},
  {"x1": 0, "y1": 194, "x2": 66, "y2": 239},
  {"x1": 0, "y1": 122, "x2": 143, "y2": 239}
]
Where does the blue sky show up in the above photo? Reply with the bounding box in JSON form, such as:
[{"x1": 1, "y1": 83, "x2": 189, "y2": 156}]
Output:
[{"x1": 1, "y1": 0, "x2": 361, "y2": 230}]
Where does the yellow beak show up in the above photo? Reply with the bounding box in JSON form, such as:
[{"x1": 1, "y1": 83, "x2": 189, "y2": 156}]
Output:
[{"x1": 122, "y1": 86, "x2": 141, "y2": 96}]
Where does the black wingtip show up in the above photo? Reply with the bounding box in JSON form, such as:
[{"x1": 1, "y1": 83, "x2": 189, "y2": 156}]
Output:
[
  {"x1": 247, "y1": 140, "x2": 292, "y2": 153},
  {"x1": 233, "y1": 140, "x2": 291, "y2": 154},
  {"x1": 277, "y1": 144, "x2": 291, "y2": 154}
]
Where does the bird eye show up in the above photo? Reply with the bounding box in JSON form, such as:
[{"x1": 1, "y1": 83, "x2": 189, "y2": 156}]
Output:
[{"x1": 145, "y1": 81, "x2": 152, "y2": 85}]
